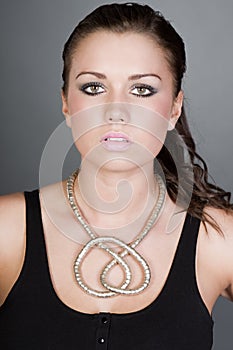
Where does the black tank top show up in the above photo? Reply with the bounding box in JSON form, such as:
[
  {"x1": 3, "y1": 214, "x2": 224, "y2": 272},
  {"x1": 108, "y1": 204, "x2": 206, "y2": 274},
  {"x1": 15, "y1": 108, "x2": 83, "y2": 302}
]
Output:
[{"x1": 0, "y1": 190, "x2": 213, "y2": 349}]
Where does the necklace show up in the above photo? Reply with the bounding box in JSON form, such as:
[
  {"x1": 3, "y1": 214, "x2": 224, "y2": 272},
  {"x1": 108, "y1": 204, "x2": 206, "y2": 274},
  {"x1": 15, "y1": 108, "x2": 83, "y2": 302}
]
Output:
[{"x1": 67, "y1": 169, "x2": 166, "y2": 298}]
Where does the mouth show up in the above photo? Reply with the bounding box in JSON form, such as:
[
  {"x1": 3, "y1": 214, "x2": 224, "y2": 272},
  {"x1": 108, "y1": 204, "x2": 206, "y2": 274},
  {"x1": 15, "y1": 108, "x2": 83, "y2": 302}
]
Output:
[
  {"x1": 103, "y1": 137, "x2": 129, "y2": 142},
  {"x1": 100, "y1": 132, "x2": 132, "y2": 151}
]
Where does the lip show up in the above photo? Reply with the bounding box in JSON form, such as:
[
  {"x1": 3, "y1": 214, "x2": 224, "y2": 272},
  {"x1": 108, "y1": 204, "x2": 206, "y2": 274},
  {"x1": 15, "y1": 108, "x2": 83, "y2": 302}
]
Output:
[{"x1": 100, "y1": 131, "x2": 132, "y2": 151}]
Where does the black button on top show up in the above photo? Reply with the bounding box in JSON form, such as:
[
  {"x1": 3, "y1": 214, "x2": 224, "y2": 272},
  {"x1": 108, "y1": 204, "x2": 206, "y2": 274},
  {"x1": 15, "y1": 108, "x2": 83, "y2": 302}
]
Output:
[
  {"x1": 102, "y1": 317, "x2": 108, "y2": 324},
  {"x1": 98, "y1": 337, "x2": 105, "y2": 344}
]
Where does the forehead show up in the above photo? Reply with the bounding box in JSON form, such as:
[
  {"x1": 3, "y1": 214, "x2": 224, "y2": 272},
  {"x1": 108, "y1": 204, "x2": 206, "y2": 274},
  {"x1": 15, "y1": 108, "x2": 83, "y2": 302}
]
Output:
[{"x1": 71, "y1": 31, "x2": 172, "y2": 79}]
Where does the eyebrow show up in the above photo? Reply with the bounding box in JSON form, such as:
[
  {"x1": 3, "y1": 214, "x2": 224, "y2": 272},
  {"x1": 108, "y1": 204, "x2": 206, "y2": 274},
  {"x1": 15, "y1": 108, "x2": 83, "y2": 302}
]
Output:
[
  {"x1": 76, "y1": 71, "x2": 106, "y2": 79},
  {"x1": 128, "y1": 73, "x2": 161, "y2": 81},
  {"x1": 76, "y1": 71, "x2": 161, "y2": 81}
]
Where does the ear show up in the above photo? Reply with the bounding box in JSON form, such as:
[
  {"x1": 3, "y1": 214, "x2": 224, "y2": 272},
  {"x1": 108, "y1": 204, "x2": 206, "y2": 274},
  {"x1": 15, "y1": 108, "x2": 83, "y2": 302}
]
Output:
[
  {"x1": 61, "y1": 90, "x2": 71, "y2": 128},
  {"x1": 168, "y1": 90, "x2": 184, "y2": 131}
]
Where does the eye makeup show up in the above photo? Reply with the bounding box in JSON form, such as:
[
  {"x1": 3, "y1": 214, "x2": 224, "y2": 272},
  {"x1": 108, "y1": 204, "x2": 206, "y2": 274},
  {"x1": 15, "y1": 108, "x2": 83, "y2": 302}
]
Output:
[
  {"x1": 130, "y1": 84, "x2": 158, "y2": 97},
  {"x1": 79, "y1": 82, "x2": 106, "y2": 96},
  {"x1": 78, "y1": 81, "x2": 158, "y2": 98}
]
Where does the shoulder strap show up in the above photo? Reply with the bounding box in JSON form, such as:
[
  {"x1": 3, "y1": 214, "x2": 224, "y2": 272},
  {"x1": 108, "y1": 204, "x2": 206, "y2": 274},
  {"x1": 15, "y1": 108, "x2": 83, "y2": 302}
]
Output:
[
  {"x1": 166, "y1": 213, "x2": 201, "y2": 291},
  {"x1": 1, "y1": 190, "x2": 51, "y2": 307},
  {"x1": 22, "y1": 190, "x2": 50, "y2": 286}
]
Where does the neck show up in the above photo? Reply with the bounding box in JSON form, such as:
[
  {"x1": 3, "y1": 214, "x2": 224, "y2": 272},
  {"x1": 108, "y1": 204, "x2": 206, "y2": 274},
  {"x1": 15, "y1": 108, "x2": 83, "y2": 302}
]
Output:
[{"x1": 75, "y1": 160, "x2": 163, "y2": 232}]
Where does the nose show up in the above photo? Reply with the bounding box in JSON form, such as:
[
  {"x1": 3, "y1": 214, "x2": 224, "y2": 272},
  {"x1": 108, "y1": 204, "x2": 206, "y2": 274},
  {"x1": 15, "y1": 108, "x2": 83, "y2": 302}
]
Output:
[{"x1": 104, "y1": 103, "x2": 130, "y2": 124}]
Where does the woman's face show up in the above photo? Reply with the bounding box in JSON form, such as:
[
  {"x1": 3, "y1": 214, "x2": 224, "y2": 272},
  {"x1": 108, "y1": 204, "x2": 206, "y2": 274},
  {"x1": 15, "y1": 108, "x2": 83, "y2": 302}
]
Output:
[{"x1": 62, "y1": 30, "x2": 183, "y2": 167}]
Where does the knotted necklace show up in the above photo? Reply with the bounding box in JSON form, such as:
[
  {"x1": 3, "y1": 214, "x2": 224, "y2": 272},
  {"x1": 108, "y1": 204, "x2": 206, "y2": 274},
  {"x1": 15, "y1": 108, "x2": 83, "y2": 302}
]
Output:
[{"x1": 67, "y1": 169, "x2": 166, "y2": 298}]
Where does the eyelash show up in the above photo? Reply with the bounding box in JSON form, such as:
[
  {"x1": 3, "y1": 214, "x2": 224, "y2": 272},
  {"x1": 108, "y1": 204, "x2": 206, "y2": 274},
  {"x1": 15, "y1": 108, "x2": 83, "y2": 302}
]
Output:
[
  {"x1": 80, "y1": 82, "x2": 105, "y2": 96},
  {"x1": 79, "y1": 82, "x2": 158, "y2": 97},
  {"x1": 130, "y1": 84, "x2": 158, "y2": 98}
]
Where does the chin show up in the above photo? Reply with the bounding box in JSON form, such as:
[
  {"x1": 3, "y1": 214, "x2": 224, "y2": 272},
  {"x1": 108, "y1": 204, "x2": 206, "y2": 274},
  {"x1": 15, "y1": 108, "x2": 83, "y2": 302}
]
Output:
[{"x1": 99, "y1": 159, "x2": 153, "y2": 174}]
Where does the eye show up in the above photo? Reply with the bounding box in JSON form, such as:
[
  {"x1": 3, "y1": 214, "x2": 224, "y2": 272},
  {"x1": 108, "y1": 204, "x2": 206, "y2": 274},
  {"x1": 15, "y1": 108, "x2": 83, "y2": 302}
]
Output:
[
  {"x1": 130, "y1": 84, "x2": 157, "y2": 97},
  {"x1": 80, "y1": 82, "x2": 106, "y2": 96}
]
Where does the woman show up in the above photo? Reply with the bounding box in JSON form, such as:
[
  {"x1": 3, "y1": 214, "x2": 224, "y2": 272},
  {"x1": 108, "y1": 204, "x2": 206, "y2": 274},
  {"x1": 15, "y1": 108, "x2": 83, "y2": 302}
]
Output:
[{"x1": 0, "y1": 3, "x2": 233, "y2": 349}]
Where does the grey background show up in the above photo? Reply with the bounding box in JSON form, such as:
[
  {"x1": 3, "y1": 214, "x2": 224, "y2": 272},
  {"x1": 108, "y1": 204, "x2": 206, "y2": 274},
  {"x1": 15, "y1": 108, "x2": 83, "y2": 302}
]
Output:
[{"x1": 0, "y1": 0, "x2": 233, "y2": 348}]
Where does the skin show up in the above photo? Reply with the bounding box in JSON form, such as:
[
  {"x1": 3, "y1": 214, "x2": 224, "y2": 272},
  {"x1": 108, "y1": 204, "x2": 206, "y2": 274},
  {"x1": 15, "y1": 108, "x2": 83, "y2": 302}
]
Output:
[
  {"x1": 62, "y1": 31, "x2": 182, "y2": 159},
  {"x1": 0, "y1": 31, "x2": 233, "y2": 316},
  {"x1": 61, "y1": 31, "x2": 183, "y2": 224}
]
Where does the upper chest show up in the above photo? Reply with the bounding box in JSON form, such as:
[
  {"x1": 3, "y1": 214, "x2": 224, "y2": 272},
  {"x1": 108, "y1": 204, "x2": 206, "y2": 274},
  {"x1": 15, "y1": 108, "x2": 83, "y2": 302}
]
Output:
[{"x1": 39, "y1": 202, "x2": 225, "y2": 315}]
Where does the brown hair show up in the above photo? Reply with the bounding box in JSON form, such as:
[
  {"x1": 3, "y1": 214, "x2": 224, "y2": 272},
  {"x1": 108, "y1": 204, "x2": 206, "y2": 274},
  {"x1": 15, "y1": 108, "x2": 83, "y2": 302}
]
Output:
[{"x1": 62, "y1": 2, "x2": 233, "y2": 233}]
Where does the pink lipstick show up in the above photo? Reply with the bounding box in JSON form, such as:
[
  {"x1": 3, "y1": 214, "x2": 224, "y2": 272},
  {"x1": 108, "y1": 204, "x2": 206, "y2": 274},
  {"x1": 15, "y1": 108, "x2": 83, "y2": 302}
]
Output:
[{"x1": 100, "y1": 132, "x2": 132, "y2": 151}]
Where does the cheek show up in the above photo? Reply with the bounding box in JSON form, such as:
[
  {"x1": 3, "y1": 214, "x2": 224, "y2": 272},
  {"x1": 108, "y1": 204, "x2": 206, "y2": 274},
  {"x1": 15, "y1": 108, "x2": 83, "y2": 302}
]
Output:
[
  {"x1": 151, "y1": 96, "x2": 174, "y2": 119},
  {"x1": 72, "y1": 132, "x2": 96, "y2": 157},
  {"x1": 66, "y1": 95, "x2": 84, "y2": 116},
  {"x1": 136, "y1": 131, "x2": 167, "y2": 158},
  {"x1": 129, "y1": 115, "x2": 168, "y2": 158},
  {"x1": 66, "y1": 87, "x2": 92, "y2": 116},
  {"x1": 71, "y1": 119, "x2": 106, "y2": 157}
]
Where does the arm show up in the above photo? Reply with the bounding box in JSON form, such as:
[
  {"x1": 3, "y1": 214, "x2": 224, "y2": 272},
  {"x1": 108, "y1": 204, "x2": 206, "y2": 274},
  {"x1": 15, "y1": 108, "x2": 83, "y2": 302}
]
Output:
[
  {"x1": 0, "y1": 192, "x2": 26, "y2": 306},
  {"x1": 220, "y1": 213, "x2": 233, "y2": 301},
  {"x1": 205, "y1": 207, "x2": 233, "y2": 302}
]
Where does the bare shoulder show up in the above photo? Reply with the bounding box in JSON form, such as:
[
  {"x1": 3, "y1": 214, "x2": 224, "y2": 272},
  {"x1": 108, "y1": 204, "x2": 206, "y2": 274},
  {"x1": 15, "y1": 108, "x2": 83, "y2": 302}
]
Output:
[
  {"x1": 0, "y1": 192, "x2": 26, "y2": 244},
  {"x1": 202, "y1": 206, "x2": 233, "y2": 301},
  {"x1": 204, "y1": 206, "x2": 233, "y2": 235},
  {"x1": 0, "y1": 192, "x2": 26, "y2": 305}
]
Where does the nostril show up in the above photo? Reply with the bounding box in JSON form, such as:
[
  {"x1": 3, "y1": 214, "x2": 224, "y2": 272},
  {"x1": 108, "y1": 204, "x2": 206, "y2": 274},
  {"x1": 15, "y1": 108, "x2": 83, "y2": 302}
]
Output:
[
  {"x1": 105, "y1": 104, "x2": 130, "y2": 124},
  {"x1": 108, "y1": 116, "x2": 124, "y2": 123}
]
